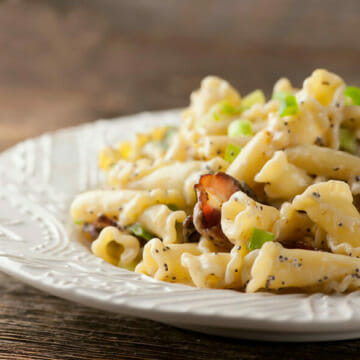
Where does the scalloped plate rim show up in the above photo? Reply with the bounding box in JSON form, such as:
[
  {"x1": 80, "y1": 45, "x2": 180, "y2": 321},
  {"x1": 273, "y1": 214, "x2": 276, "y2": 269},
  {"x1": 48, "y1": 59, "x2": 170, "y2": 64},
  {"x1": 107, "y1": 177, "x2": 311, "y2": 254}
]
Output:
[{"x1": 1, "y1": 109, "x2": 360, "y2": 341}]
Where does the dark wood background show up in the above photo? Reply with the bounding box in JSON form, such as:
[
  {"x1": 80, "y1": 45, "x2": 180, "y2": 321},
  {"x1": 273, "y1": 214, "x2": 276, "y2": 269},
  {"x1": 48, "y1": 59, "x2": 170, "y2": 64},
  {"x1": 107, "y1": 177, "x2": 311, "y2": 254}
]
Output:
[{"x1": 2, "y1": 0, "x2": 360, "y2": 358}]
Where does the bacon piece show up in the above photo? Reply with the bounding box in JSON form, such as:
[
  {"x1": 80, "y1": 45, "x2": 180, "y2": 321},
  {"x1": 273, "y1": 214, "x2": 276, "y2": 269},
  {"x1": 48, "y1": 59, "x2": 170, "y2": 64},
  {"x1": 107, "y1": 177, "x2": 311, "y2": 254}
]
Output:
[
  {"x1": 354, "y1": 194, "x2": 360, "y2": 213},
  {"x1": 83, "y1": 214, "x2": 119, "y2": 240},
  {"x1": 182, "y1": 215, "x2": 201, "y2": 243},
  {"x1": 280, "y1": 240, "x2": 317, "y2": 251},
  {"x1": 193, "y1": 172, "x2": 257, "y2": 250}
]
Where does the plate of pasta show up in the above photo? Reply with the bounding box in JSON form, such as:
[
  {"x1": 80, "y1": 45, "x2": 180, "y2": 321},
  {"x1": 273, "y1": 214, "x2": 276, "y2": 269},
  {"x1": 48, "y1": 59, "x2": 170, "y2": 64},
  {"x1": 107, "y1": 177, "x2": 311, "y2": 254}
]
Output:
[{"x1": 2, "y1": 69, "x2": 360, "y2": 341}]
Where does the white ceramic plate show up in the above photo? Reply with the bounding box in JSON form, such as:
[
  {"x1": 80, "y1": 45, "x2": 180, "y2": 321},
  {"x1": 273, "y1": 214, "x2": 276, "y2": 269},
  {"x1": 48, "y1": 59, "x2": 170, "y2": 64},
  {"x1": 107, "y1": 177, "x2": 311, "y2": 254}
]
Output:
[{"x1": 1, "y1": 109, "x2": 360, "y2": 342}]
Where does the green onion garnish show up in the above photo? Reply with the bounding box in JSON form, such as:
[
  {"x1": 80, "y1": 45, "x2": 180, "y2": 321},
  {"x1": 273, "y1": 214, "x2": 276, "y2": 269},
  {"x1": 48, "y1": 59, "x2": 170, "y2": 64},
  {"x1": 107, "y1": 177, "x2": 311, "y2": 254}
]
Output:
[
  {"x1": 220, "y1": 102, "x2": 238, "y2": 115},
  {"x1": 228, "y1": 119, "x2": 253, "y2": 137},
  {"x1": 272, "y1": 91, "x2": 292, "y2": 101},
  {"x1": 152, "y1": 140, "x2": 168, "y2": 150},
  {"x1": 128, "y1": 223, "x2": 154, "y2": 241},
  {"x1": 167, "y1": 204, "x2": 179, "y2": 211},
  {"x1": 279, "y1": 94, "x2": 298, "y2": 117},
  {"x1": 212, "y1": 101, "x2": 240, "y2": 121},
  {"x1": 164, "y1": 126, "x2": 177, "y2": 142},
  {"x1": 153, "y1": 126, "x2": 178, "y2": 150},
  {"x1": 247, "y1": 228, "x2": 275, "y2": 251},
  {"x1": 339, "y1": 127, "x2": 357, "y2": 154},
  {"x1": 74, "y1": 220, "x2": 83, "y2": 225},
  {"x1": 224, "y1": 143, "x2": 241, "y2": 163},
  {"x1": 344, "y1": 86, "x2": 360, "y2": 106},
  {"x1": 241, "y1": 89, "x2": 265, "y2": 110}
]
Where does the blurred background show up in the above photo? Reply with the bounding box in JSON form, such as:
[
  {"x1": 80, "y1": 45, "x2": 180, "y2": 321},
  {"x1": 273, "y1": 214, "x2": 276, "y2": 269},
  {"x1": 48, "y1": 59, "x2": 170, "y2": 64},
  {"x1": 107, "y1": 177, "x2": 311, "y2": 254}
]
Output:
[{"x1": 1, "y1": 0, "x2": 360, "y2": 151}]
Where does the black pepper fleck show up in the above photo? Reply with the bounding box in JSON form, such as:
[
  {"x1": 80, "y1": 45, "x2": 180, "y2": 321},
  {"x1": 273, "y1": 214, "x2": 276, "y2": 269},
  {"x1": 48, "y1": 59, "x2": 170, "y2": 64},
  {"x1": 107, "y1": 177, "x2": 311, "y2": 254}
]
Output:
[{"x1": 315, "y1": 136, "x2": 324, "y2": 146}]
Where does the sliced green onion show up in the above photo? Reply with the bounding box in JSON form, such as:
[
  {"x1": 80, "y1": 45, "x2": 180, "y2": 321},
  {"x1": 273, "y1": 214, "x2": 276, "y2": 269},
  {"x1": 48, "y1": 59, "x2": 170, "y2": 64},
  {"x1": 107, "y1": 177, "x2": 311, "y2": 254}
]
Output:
[
  {"x1": 164, "y1": 126, "x2": 177, "y2": 142},
  {"x1": 152, "y1": 126, "x2": 178, "y2": 150},
  {"x1": 272, "y1": 91, "x2": 292, "y2": 101},
  {"x1": 241, "y1": 89, "x2": 265, "y2": 110},
  {"x1": 279, "y1": 94, "x2": 298, "y2": 117},
  {"x1": 151, "y1": 140, "x2": 167, "y2": 150},
  {"x1": 228, "y1": 119, "x2": 253, "y2": 137},
  {"x1": 74, "y1": 219, "x2": 83, "y2": 225},
  {"x1": 247, "y1": 228, "x2": 275, "y2": 251},
  {"x1": 344, "y1": 86, "x2": 360, "y2": 106},
  {"x1": 128, "y1": 223, "x2": 154, "y2": 241},
  {"x1": 220, "y1": 102, "x2": 238, "y2": 115},
  {"x1": 339, "y1": 127, "x2": 357, "y2": 154},
  {"x1": 224, "y1": 143, "x2": 241, "y2": 163},
  {"x1": 167, "y1": 204, "x2": 179, "y2": 211},
  {"x1": 213, "y1": 111, "x2": 221, "y2": 121},
  {"x1": 212, "y1": 101, "x2": 240, "y2": 121}
]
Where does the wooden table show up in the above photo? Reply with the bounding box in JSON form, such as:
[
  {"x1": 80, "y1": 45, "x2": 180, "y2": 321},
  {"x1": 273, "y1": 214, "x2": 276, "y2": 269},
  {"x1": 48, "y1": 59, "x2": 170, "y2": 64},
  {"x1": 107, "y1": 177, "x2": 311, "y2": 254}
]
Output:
[{"x1": 2, "y1": 1, "x2": 360, "y2": 358}]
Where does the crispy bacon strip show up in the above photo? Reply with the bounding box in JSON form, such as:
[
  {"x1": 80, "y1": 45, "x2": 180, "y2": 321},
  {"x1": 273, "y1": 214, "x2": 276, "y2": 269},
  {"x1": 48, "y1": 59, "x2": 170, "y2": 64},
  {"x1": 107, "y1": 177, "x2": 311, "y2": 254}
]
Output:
[{"x1": 193, "y1": 172, "x2": 257, "y2": 250}]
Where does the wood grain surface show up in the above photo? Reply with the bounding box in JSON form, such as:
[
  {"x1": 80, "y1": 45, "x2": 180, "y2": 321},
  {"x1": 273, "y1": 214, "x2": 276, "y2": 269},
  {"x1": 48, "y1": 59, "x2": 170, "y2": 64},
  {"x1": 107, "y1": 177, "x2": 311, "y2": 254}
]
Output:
[{"x1": 2, "y1": 0, "x2": 360, "y2": 358}]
